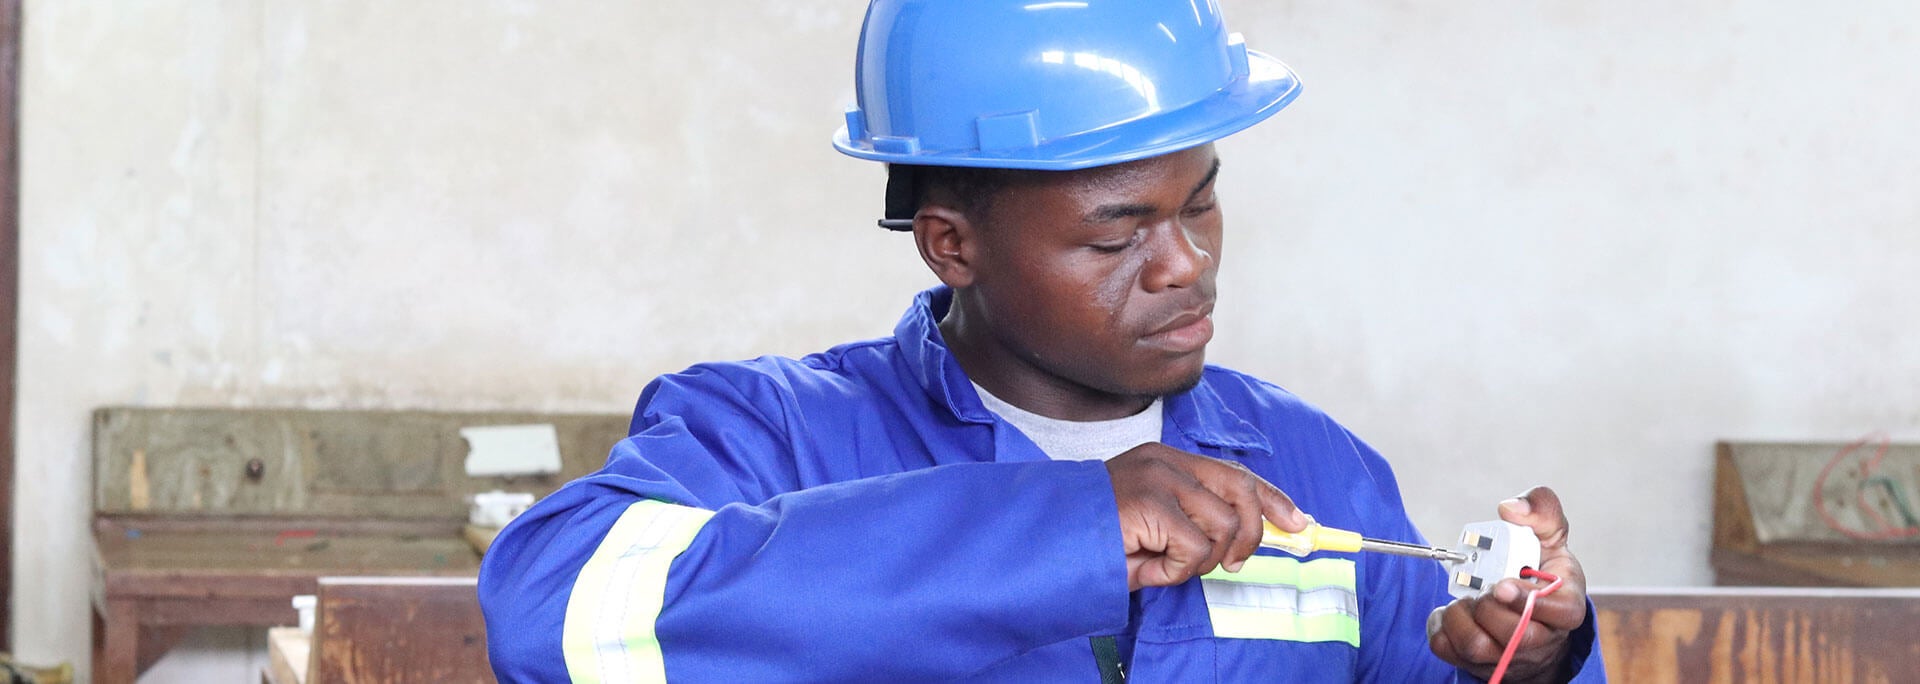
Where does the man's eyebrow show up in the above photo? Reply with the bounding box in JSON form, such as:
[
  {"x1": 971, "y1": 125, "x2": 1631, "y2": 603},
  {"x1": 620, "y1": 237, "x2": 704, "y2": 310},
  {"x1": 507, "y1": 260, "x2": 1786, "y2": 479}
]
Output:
[
  {"x1": 1084, "y1": 203, "x2": 1158, "y2": 223},
  {"x1": 1186, "y1": 157, "x2": 1222, "y2": 204},
  {"x1": 1082, "y1": 158, "x2": 1224, "y2": 223}
]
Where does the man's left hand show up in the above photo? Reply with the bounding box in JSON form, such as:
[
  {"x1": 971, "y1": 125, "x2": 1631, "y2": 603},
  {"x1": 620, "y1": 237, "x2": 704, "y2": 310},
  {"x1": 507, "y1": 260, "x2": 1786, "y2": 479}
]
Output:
[{"x1": 1427, "y1": 486, "x2": 1587, "y2": 683}]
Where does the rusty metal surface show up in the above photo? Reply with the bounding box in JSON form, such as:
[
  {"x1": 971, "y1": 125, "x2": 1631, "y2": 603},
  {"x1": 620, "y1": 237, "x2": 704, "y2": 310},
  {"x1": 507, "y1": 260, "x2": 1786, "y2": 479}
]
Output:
[{"x1": 1595, "y1": 588, "x2": 1920, "y2": 683}]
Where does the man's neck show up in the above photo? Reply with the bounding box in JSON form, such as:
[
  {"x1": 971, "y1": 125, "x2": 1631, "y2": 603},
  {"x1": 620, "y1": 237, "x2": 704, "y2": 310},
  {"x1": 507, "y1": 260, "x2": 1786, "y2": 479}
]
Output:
[{"x1": 937, "y1": 301, "x2": 1154, "y2": 422}]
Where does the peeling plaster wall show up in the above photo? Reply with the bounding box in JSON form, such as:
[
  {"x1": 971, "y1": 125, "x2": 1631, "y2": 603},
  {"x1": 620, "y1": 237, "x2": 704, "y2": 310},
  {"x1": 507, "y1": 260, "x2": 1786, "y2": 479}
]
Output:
[{"x1": 16, "y1": 1, "x2": 1920, "y2": 679}]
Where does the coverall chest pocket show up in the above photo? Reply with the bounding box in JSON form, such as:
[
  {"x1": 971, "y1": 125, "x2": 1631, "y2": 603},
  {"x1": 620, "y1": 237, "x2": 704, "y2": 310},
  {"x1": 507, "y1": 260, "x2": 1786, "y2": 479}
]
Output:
[{"x1": 1136, "y1": 557, "x2": 1367, "y2": 680}]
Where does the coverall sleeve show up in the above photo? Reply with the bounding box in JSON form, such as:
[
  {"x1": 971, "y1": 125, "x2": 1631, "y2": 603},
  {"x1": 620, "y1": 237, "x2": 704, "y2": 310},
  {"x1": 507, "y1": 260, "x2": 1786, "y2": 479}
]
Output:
[
  {"x1": 1333, "y1": 426, "x2": 1606, "y2": 683},
  {"x1": 478, "y1": 366, "x2": 1131, "y2": 683}
]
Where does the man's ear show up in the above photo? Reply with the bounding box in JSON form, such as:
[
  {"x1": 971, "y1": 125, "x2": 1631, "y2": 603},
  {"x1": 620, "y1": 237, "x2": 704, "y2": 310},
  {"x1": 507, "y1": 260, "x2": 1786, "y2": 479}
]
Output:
[{"x1": 912, "y1": 204, "x2": 979, "y2": 289}]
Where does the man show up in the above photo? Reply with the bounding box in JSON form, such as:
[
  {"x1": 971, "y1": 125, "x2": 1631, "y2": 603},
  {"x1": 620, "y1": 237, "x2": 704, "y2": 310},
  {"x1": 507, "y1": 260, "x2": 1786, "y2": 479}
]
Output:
[{"x1": 480, "y1": 1, "x2": 1604, "y2": 681}]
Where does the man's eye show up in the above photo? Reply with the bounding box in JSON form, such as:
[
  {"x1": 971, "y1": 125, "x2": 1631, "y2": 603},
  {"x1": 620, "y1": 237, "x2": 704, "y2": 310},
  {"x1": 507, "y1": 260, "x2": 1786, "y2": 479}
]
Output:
[
  {"x1": 1090, "y1": 232, "x2": 1142, "y2": 253},
  {"x1": 1181, "y1": 202, "x2": 1218, "y2": 218}
]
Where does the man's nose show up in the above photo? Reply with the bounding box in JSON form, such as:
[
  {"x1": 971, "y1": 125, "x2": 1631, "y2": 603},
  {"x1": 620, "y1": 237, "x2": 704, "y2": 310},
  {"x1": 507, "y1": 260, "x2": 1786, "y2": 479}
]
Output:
[{"x1": 1142, "y1": 223, "x2": 1213, "y2": 291}]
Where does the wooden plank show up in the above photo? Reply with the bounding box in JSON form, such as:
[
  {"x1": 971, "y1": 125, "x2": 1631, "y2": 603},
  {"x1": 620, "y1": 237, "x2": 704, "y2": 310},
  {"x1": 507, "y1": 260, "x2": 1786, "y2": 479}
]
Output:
[
  {"x1": 97, "y1": 528, "x2": 477, "y2": 576},
  {"x1": 1593, "y1": 588, "x2": 1920, "y2": 683},
  {"x1": 1711, "y1": 443, "x2": 1758, "y2": 554},
  {"x1": 97, "y1": 514, "x2": 465, "y2": 537},
  {"x1": 312, "y1": 577, "x2": 493, "y2": 683},
  {"x1": 0, "y1": 0, "x2": 20, "y2": 650},
  {"x1": 1713, "y1": 544, "x2": 1920, "y2": 588},
  {"x1": 96, "y1": 527, "x2": 478, "y2": 599},
  {"x1": 92, "y1": 408, "x2": 627, "y2": 517},
  {"x1": 136, "y1": 597, "x2": 297, "y2": 627},
  {"x1": 266, "y1": 627, "x2": 310, "y2": 684}
]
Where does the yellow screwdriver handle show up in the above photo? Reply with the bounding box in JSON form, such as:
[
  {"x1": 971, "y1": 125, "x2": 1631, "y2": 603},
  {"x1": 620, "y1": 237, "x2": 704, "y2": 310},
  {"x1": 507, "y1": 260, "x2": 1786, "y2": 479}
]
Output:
[{"x1": 1261, "y1": 518, "x2": 1364, "y2": 556}]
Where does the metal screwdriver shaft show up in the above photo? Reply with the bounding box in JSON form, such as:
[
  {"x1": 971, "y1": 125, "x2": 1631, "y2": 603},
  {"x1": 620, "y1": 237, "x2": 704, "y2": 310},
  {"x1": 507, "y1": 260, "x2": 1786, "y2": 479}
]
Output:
[
  {"x1": 1359, "y1": 537, "x2": 1468, "y2": 563},
  {"x1": 1261, "y1": 518, "x2": 1468, "y2": 563}
]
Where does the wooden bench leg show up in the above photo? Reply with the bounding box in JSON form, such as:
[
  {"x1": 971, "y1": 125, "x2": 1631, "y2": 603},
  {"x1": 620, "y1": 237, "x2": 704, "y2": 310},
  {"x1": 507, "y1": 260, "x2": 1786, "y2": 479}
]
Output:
[
  {"x1": 138, "y1": 625, "x2": 195, "y2": 674},
  {"x1": 92, "y1": 598, "x2": 139, "y2": 684}
]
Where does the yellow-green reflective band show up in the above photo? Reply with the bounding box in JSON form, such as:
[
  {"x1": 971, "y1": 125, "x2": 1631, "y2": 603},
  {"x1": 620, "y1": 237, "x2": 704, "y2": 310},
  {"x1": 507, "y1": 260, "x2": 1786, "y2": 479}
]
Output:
[
  {"x1": 1207, "y1": 607, "x2": 1361, "y2": 646},
  {"x1": 1201, "y1": 556, "x2": 1360, "y2": 646},
  {"x1": 562, "y1": 500, "x2": 715, "y2": 684},
  {"x1": 1202, "y1": 554, "x2": 1356, "y2": 591}
]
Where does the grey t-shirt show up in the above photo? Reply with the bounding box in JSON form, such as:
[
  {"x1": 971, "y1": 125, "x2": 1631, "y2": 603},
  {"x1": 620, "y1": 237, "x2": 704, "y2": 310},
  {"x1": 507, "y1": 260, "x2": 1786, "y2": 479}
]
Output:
[{"x1": 972, "y1": 382, "x2": 1163, "y2": 462}]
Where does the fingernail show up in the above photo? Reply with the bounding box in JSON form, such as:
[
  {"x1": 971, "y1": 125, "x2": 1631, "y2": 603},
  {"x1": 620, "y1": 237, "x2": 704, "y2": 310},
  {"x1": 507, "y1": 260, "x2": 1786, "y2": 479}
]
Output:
[
  {"x1": 1500, "y1": 497, "x2": 1531, "y2": 517},
  {"x1": 1495, "y1": 581, "x2": 1520, "y2": 602},
  {"x1": 1225, "y1": 560, "x2": 1243, "y2": 573}
]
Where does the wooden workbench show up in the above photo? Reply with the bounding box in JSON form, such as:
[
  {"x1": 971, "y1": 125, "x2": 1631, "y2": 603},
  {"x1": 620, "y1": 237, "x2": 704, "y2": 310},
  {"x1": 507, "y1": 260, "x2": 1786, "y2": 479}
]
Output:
[
  {"x1": 88, "y1": 408, "x2": 626, "y2": 684},
  {"x1": 92, "y1": 516, "x2": 480, "y2": 682},
  {"x1": 263, "y1": 577, "x2": 492, "y2": 684}
]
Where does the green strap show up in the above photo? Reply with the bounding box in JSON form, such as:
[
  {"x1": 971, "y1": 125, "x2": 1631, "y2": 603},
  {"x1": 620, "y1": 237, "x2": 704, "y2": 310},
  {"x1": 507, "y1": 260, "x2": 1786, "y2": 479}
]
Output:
[{"x1": 1090, "y1": 636, "x2": 1127, "y2": 684}]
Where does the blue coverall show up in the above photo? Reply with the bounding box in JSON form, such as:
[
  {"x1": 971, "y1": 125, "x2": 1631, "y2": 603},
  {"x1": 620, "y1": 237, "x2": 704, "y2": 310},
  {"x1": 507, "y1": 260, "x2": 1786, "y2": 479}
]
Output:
[{"x1": 479, "y1": 287, "x2": 1604, "y2": 682}]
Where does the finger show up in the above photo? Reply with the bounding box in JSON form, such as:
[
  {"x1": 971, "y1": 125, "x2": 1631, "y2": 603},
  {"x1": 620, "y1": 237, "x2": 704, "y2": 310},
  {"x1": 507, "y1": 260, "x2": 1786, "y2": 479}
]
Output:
[
  {"x1": 1526, "y1": 591, "x2": 1587, "y2": 634},
  {"x1": 1218, "y1": 477, "x2": 1265, "y2": 573},
  {"x1": 1134, "y1": 507, "x2": 1213, "y2": 588},
  {"x1": 1426, "y1": 605, "x2": 1471, "y2": 669},
  {"x1": 1171, "y1": 483, "x2": 1242, "y2": 574},
  {"x1": 1511, "y1": 572, "x2": 1588, "y2": 633},
  {"x1": 1141, "y1": 456, "x2": 1237, "y2": 572},
  {"x1": 1537, "y1": 549, "x2": 1588, "y2": 594},
  {"x1": 1254, "y1": 477, "x2": 1308, "y2": 533},
  {"x1": 1473, "y1": 592, "x2": 1567, "y2": 676},
  {"x1": 1505, "y1": 548, "x2": 1589, "y2": 634},
  {"x1": 1124, "y1": 553, "x2": 1148, "y2": 592},
  {"x1": 1499, "y1": 486, "x2": 1568, "y2": 550},
  {"x1": 1186, "y1": 462, "x2": 1266, "y2": 572},
  {"x1": 1435, "y1": 598, "x2": 1505, "y2": 667},
  {"x1": 1178, "y1": 455, "x2": 1307, "y2": 534},
  {"x1": 1472, "y1": 584, "x2": 1536, "y2": 646},
  {"x1": 1474, "y1": 579, "x2": 1576, "y2": 680},
  {"x1": 1484, "y1": 576, "x2": 1585, "y2": 633}
]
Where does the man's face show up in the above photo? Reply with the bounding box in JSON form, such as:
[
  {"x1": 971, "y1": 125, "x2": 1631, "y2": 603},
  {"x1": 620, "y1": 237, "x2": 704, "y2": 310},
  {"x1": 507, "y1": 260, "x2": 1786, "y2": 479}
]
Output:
[{"x1": 963, "y1": 145, "x2": 1223, "y2": 400}]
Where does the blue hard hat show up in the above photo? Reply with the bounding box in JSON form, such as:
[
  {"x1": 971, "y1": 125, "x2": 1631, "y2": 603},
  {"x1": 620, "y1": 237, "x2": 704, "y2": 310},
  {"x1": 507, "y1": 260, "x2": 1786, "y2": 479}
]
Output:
[{"x1": 833, "y1": 0, "x2": 1302, "y2": 171}]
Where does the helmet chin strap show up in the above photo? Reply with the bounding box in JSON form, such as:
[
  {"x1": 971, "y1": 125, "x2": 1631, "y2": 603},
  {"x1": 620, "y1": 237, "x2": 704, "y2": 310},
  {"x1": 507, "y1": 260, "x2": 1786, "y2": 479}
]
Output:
[{"x1": 878, "y1": 165, "x2": 918, "y2": 231}]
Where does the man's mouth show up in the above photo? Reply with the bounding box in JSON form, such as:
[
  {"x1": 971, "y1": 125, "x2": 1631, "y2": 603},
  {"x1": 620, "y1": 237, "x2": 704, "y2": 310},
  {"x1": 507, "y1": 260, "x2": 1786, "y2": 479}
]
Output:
[{"x1": 1141, "y1": 305, "x2": 1215, "y2": 353}]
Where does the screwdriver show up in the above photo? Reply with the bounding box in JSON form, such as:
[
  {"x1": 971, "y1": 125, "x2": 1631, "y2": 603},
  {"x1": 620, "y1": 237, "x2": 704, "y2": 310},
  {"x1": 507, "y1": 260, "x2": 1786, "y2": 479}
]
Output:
[{"x1": 1261, "y1": 518, "x2": 1467, "y2": 563}]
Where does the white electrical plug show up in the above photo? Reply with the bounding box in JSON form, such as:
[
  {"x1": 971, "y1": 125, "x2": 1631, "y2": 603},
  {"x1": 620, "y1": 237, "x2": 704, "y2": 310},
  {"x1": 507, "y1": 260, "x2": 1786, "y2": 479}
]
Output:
[{"x1": 1441, "y1": 521, "x2": 1540, "y2": 599}]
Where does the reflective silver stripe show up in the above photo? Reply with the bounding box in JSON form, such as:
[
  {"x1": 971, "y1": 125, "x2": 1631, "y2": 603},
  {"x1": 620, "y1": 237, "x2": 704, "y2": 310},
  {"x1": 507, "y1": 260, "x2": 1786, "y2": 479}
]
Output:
[
  {"x1": 1201, "y1": 581, "x2": 1359, "y2": 617},
  {"x1": 1201, "y1": 556, "x2": 1361, "y2": 645},
  {"x1": 563, "y1": 500, "x2": 715, "y2": 683}
]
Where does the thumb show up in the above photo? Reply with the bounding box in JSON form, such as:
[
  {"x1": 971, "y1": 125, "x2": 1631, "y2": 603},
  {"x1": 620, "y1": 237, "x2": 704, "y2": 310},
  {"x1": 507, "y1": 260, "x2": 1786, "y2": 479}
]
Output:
[{"x1": 1498, "y1": 486, "x2": 1568, "y2": 550}]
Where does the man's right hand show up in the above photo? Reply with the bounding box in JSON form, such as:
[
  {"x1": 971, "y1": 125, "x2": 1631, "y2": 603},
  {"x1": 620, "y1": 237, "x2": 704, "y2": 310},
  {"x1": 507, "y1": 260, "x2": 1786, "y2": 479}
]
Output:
[{"x1": 1105, "y1": 443, "x2": 1308, "y2": 591}]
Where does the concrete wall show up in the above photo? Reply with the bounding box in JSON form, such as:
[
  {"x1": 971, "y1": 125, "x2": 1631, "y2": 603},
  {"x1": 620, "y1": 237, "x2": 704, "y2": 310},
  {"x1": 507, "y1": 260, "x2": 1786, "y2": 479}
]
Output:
[{"x1": 16, "y1": 0, "x2": 1919, "y2": 680}]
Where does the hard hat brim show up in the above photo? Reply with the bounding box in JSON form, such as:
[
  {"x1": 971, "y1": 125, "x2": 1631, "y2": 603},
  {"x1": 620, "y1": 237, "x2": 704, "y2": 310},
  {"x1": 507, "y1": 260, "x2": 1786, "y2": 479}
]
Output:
[{"x1": 833, "y1": 50, "x2": 1301, "y2": 171}]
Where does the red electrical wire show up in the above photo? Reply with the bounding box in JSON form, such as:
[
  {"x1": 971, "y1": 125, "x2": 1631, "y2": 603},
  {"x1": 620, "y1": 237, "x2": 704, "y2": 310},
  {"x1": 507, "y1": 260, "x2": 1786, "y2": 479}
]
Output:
[{"x1": 1486, "y1": 567, "x2": 1562, "y2": 684}]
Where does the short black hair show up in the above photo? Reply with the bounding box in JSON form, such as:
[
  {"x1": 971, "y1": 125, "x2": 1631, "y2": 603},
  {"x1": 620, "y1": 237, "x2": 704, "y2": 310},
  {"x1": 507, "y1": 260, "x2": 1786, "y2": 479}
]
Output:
[{"x1": 884, "y1": 164, "x2": 1039, "y2": 225}]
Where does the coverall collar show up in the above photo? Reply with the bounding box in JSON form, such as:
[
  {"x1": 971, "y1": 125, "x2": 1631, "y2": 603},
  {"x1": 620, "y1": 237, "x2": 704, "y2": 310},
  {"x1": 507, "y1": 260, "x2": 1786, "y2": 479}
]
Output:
[{"x1": 894, "y1": 286, "x2": 1274, "y2": 457}]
